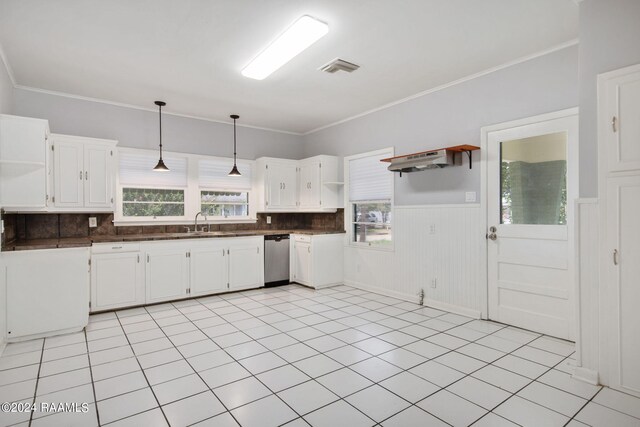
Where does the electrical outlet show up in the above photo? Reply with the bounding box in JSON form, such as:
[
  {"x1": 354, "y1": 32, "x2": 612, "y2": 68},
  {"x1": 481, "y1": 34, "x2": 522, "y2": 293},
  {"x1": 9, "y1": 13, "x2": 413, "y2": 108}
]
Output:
[
  {"x1": 429, "y1": 224, "x2": 436, "y2": 234},
  {"x1": 266, "y1": 216, "x2": 272, "y2": 224},
  {"x1": 89, "y1": 217, "x2": 97, "y2": 228},
  {"x1": 465, "y1": 191, "x2": 477, "y2": 203},
  {"x1": 431, "y1": 278, "x2": 437, "y2": 288}
]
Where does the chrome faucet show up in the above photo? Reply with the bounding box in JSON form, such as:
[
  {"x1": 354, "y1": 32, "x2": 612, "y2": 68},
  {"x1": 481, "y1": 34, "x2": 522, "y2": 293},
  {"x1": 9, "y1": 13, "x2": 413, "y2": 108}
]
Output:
[{"x1": 194, "y1": 212, "x2": 209, "y2": 232}]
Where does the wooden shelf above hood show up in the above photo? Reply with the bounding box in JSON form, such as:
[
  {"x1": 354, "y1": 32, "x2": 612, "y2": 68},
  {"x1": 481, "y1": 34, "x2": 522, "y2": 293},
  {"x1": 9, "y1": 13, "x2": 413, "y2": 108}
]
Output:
[{"x1": 380, "y1": 144, "x2": 480, "y2": 163}]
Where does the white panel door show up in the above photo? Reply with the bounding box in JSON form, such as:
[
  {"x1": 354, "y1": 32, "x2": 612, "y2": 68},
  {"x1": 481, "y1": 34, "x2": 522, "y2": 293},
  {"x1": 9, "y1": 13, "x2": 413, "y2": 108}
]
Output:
[
  {"x1": 91, "y1": 252, "x2": 144, "y2": 311},
  {"x1": 54, "y1": 139, "x2": 84, "y2": 207},
  {"x1": 299, "y1": 162, "x2": 321, "y2": 208},
  {"x1": 84, "y1": 143, "x2": 113, "y2": 208},
  {"x1": 487, "y1": 111, "x2": 578, "y2": 340},
  {"x1": 229, "y1": 240, "x2": 263, "y2": 290},
  {"x1": 604, "y1": 67, "x2": 640, "y2": 173},
  {"x1": 293, "y1": 241, "x2": 311, "y2": 285},
  {"x1": 607, "y1": 175, "x2": 640, "y2": 396},
  {"x1": 5, "y1": 248, "x2": 89, "y2": 339},
  {"x1": 190, "y1": 245, "x2": 228, "y2": 296},
  {"x1": 146, "y1": 249, "x2": 189, "y2": 303}
]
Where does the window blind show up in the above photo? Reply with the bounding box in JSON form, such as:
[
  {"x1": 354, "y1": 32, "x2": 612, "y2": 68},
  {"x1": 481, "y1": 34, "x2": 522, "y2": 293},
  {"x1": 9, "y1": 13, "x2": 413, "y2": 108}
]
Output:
[
  {"x1": 119, "y1": 150, "x2": 188, "y2": 187},
  {"x1": 349, "y1": 152, "x2": 392, "y2": 201},
  {"x1": 199, "y1": 158, "x2": 252, "y2": 190}
]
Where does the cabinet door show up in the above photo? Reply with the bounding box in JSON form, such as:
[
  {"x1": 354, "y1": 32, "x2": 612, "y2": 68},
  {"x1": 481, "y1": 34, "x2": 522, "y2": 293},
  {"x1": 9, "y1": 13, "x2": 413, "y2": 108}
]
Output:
[
  {"x1": 266, "y1": 165, "x2": 284, "y2": 208},
  {"x1": 190, "y1": 246, "x2": 229, "y2": 296},
  {"x1": 53, "y1": 139, "x2": 84, "y2": 207},
  {"x1": 607, "y1": 175, "x2": 640, "y2": 396},
  {"x1": 299, "y1": 162, "x2": 321, "y2": 208},
  {"x1": 280, "y1": 163, "x2": 299, "y2": 208},
  {"x1": 84, "y1": 143, "x2": 114, "y2": 208},
  {"x1": 293, "y1": 241, "x2": 311, "y2": 285},
  {"x1": 604, "y1": 68, "x2": 640, "y2": 173},
  {"x1": 229, "y1": 243, "x2": 263, "y2": 290},
  {"x1": 5, "y1": 248, "x2": 89, "y2": 339},
  {"x1": 91, "y1": 252, "x2": 143, "y2": 311},
  {"x1": 145, "y1": 249, "x2": 189, "y2": 304}
]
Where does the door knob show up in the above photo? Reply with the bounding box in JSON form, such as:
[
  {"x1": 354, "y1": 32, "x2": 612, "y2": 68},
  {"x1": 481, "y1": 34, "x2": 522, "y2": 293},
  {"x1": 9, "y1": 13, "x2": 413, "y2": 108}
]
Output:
[{"x1": 487, "y1": 233, "x2": 497, "y2": 241}]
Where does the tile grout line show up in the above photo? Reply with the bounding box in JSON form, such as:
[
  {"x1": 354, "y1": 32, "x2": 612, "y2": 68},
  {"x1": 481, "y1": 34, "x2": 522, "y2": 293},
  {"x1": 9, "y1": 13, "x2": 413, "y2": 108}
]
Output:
[
  {"x1": 83, "y1": 329, "x2": 101, "y2": 426},
  {"x1": 27, "y1": 338, "x2": 45, "y2": 427},
  {"x1": 107, "y1": 312, "x2": 172, "y2": 427}
]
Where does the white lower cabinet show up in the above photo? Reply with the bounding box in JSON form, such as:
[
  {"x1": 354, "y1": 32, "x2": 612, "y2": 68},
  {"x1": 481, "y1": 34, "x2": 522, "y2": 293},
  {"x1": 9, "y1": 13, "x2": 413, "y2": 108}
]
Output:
[
  {"x1": 3, "y1": 248, "x2": 90, "y2": 341},
  {"x1": 190, "y1": 241, "x2": 228, "y2": 297},
  {"x1": 90, "y1": 236, "x2": 266, "y2": 307},
  {"x1": 228, "y1": 238, "x2": 264, "y2": 291},
  {"x1": 291, "y1": 234, "x2": 344, "y2": 289},
  {"x1": 91, "y1": 244, "x2": 144, "y2": 311},
  {"x1": 145, "y1": 244, "x2": 190, "y2": 304}
]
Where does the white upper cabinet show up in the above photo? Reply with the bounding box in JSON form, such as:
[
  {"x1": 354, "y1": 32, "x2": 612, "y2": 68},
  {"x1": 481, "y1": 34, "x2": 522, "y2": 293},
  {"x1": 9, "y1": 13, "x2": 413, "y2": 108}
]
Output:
[
  {"x1": 259, "y1": 159, "x2": 298, "y2": 210},
  {"x1": 602, "y1": 65, "x2": 640, "y2": 173},
  {"x1": 51, "y1": 134, "x2": 117, "y2": 211},
  {"x1": 298, "y1": 161, "x2": 321, "y2": 209},
  {"x1": 256, "y1": 155, "x2": 341, "y2": 212},
  {"x1": 0, "y1": 114, "x2": 49, "y2": 209}
]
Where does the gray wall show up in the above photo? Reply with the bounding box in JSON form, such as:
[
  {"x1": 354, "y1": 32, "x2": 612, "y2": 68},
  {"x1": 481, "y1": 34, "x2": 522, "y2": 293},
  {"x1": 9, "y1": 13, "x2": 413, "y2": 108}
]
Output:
[
  {"x1": 12, "y1": 89, "x2": 304, "y2": 160},
  {"x1": 0, "y1": 58, "x2": 13, "y2": 114},
  {"x1": 303, "y1": 45, "x2": 579, "y2": 205},
  {"x1": 578, "y1": 0, "x2": 640, "y2": 197}
]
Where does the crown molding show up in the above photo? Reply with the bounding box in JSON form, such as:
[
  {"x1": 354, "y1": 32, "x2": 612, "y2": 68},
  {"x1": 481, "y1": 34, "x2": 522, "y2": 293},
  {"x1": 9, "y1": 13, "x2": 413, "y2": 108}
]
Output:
[
  {"x1": 12, "y1": 85, "x2": 303, "y2": 136},
  {"x1": 303, "y1": 38, "x2": 579, "y2": 135}
]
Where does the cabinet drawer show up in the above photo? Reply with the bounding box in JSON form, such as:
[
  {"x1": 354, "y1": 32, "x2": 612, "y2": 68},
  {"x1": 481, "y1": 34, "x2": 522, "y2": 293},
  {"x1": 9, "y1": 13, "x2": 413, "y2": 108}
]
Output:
[
  {"x1": 92, "y1": 242, "x2": 140, "y2": 254},
  {"x1": 293, "y1": 234, "x2": 312, "y2": 243}
]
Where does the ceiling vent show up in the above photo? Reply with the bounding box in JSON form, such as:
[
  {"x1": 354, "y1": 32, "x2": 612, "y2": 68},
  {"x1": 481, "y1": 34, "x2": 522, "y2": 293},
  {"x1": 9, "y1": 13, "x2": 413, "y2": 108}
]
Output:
[{"x1": 320, "y1": 58, "x2": 360, "y2": 74}]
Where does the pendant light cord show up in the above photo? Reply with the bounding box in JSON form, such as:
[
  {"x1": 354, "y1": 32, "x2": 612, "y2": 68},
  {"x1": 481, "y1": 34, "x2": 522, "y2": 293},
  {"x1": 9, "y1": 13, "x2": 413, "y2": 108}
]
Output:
[
  {"x1": 158, "y1": 103, "x2": 163, "y2": 161},
  {"x1": 233, "y1": 116, "x2": 237, "y2": 162}
]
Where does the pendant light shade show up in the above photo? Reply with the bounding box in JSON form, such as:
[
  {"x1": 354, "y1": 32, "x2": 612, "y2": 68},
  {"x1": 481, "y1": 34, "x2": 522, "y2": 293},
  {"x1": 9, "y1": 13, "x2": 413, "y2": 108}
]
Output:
[
  {"x1": 228, "y1": 114, "x2": 242, "y2": 176},
  {"x1": 153, "y1": 100, "x2": 169, "y2": 172}
]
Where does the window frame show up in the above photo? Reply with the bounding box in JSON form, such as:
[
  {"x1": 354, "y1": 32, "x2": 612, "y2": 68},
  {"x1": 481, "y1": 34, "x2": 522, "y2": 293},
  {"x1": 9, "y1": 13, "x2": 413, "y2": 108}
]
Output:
[
  {"x1": 114, "y1": 147, "x2": 257, "y2": 226},
  {"x1": 344, "y1": 147, "x2": 394, "y2": 251}
]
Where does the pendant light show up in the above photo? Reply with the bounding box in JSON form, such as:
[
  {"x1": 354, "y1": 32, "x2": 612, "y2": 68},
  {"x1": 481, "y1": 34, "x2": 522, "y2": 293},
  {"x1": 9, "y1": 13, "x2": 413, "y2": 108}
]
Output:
[
  {"x1": 228, "y1": 114, "x2": 241, "y2": 176},
  {"x1": 153, "y1": 100, "x2": 169, "y2": 171}
]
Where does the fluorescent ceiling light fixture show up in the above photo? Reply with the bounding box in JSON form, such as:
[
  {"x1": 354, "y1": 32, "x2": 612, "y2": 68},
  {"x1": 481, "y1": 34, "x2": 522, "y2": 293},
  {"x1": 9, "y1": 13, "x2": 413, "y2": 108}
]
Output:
[{"x1": 242, "y1": 15, "x2": 328, "y2": 80}]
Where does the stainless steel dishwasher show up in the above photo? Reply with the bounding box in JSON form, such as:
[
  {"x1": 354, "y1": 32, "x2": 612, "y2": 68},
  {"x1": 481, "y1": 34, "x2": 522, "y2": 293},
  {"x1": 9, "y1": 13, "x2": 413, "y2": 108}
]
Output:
[{"x1": 264, "y1": 234, "x2": 290, "y2": 286}]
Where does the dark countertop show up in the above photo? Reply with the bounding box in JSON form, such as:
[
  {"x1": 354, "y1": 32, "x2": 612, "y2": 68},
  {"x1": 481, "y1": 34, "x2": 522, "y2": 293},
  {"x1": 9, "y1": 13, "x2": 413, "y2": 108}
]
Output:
[{"x1": 2, "y1": 229, "x2": 345, "y2": 251}]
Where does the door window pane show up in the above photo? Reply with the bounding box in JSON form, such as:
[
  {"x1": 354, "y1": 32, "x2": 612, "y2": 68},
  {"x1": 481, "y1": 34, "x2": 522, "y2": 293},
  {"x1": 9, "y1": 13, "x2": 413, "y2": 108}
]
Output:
[{"x1": 501, "y1": 132, "x2": 567, "y2": 225}]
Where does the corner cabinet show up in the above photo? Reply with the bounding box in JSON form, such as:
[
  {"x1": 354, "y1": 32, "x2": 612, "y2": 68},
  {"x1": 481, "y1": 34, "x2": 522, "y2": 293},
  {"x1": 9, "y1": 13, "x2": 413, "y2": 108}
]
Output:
[
  {"x1": 256, "y1": 155, "x2": 341, "y2": 212},
  {"x1": 291, "y1": 233, "x2": 344, "y2": 289},
  {"x1": 50, "y1": 134, "x2": 117, "y2": 211},
  {"x1": 3, "y1": 247, "x2": 90, "y2": 341},
  {"x1": 0, "y1": 114, "x2": 49, "y2": 209}
]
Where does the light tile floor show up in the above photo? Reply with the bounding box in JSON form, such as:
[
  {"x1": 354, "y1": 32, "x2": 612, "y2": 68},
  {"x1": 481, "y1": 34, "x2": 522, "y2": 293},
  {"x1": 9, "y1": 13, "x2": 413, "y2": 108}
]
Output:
[{"x1": 0, "y1": 284, "x2": 638, "y2": 426}]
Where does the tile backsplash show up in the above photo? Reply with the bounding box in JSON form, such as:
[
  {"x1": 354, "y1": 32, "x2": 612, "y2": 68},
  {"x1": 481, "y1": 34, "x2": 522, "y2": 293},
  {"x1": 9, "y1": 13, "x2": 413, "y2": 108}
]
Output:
[{"x1": 1, "y1": 210, "x2": 344, "y2": 244}]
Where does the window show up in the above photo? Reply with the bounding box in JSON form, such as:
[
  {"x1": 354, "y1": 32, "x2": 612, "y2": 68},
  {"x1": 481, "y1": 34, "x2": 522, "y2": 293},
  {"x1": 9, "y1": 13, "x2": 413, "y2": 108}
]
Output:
[
  {"x1": 201, "y1": 191, "x2": 249, "y2": 217},
  {"x1": 119, "y1": 150, "x2": 188, "y2": 218},
  {"x1": 199, "y1": 158, "x2": 252, "y2": 218},
  {"x1": 348, "y1": 149, "x2": 393, "y2": 247}
]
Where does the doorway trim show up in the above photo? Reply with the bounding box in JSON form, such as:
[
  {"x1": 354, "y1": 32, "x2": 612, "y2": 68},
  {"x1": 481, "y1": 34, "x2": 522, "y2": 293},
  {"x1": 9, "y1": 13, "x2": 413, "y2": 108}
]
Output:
[{"x1": 480, "y1": 107, "x2": 579, "y2": 332}]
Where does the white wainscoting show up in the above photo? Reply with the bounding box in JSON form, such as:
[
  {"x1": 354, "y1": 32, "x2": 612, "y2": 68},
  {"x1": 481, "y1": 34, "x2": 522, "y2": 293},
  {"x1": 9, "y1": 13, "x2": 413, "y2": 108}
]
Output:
[
  {"x1": 574, "y1": 198, "x2": 600, "y2": 385},
  {"x1": 344, "y1": 204, "x2": 486, "y2": 318}
]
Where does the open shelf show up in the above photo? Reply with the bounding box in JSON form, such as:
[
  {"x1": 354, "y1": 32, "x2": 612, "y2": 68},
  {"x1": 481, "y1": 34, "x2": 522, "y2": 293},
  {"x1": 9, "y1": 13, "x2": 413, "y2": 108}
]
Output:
[{"x1": 381, "y1": 144, "x2": 480, "y2": 169}]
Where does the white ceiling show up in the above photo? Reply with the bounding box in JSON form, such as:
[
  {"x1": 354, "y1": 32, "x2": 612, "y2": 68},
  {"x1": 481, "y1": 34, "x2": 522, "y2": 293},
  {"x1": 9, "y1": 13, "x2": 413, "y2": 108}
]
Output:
[{"x1": 0, "y1": 0, "x2": 578, "y2": 134}]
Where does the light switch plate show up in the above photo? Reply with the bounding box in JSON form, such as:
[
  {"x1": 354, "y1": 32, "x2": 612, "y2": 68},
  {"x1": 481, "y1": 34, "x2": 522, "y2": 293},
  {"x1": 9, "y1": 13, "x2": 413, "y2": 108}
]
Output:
[
  {"x1": 465, "y1": 192, "x2": 477, "y2": 203},
  {"x1": 266, "y1": 216, "x2": 272, "y2": 224},
  {"x1": 89, "y1": 217, "x2": 97, "y2": 228}
]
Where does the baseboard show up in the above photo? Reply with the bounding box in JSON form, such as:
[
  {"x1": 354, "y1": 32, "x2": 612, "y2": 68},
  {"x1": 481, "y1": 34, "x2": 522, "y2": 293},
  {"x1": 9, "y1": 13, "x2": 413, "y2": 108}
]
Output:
[
  {"x1": 572, "y1": 366, "x2": 600, "y2": 385},
  {"x1": 344, "y1": 280, "x2": 482, "y2": 319}
]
